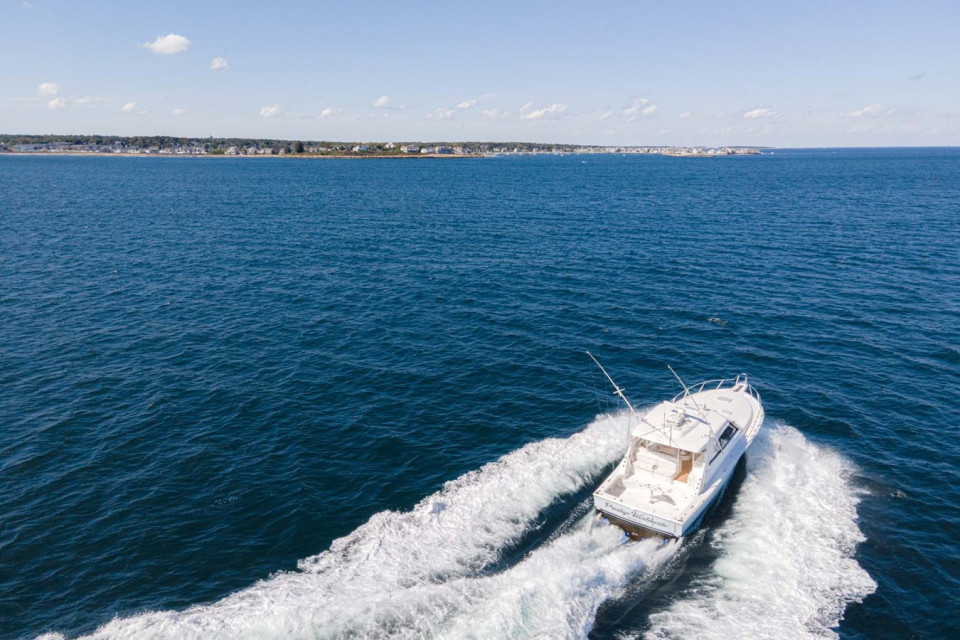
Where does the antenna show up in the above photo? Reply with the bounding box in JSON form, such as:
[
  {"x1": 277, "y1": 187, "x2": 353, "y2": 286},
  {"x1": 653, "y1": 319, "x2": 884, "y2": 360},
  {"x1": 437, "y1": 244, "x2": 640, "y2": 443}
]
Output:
[{"x1": 587, "y1": 351, "x2": 636, "y2": 414}]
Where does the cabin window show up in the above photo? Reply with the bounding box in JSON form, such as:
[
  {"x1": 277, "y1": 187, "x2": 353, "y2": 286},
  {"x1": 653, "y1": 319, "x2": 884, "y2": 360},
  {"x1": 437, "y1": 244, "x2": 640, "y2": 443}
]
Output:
[{"x1": 717, "y1": 423, "x2": 737, "y2": 449}]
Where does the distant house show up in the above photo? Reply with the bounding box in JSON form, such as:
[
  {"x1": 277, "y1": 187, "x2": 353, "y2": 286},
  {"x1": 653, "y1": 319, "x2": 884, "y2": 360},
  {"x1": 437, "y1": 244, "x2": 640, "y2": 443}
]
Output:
[
  {"x1": 384, "y1": 142, "x2": 397, "y2": 149},
  {"x1": 12, "y1": 143, "x2": 47, "y2": 152},
  {"x1": 435, "y1": 146, "x2": 453, "y2": 154},
  {"x1": 352, "y1": 145, "x2": 370, "y2": 152},
  {"x1": 401, "y1": 144, "x2": 419, "y2": 154}
]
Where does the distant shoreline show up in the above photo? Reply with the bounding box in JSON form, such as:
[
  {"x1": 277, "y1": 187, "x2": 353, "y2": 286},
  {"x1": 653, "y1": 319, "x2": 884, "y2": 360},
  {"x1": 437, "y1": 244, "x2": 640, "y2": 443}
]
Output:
[
  {"x1": 0, "y1": 151, "x2": 486, "y2": 159},
  {"x1": 0, "y1": 150, "x2": 762, "y2": 159}
]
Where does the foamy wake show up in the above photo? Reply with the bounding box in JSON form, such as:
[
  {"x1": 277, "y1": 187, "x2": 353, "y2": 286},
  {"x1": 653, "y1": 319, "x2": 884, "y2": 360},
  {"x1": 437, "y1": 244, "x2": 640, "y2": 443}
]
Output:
[
  {"x1": 51, "y1": 412, "x2": 669, "y2": 640},
  {"x1": 641, "y1": 423, "x2": 876, "y2": 640},
  {"x1": 45, "y1": 418, "x2": 874, "y2": 640}
]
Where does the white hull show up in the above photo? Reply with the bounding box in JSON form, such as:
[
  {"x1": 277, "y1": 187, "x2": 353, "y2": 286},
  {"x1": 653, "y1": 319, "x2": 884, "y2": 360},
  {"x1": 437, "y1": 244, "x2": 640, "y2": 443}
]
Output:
[{"x1": 592, "y1": 374, "x2": 764, "y2": 539}]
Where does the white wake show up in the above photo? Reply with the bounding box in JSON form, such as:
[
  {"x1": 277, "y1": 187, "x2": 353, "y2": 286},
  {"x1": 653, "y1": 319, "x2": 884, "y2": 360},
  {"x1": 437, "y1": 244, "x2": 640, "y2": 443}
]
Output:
[
  {"x1": 641, "y1": 423, "x2": 876, "y2": 640},
  {"x1": 45, "y1": 417, "x2": 874, "y2": 640},
  {"x1": 50, "y1": 413, "x2": 654, "y2": 639}
]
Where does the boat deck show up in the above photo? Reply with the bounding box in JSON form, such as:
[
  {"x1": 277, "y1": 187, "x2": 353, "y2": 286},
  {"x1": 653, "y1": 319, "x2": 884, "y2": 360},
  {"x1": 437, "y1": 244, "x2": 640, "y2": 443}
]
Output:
[{"x1": 601, "y1": 475, "x2": 695, "y2": 522}]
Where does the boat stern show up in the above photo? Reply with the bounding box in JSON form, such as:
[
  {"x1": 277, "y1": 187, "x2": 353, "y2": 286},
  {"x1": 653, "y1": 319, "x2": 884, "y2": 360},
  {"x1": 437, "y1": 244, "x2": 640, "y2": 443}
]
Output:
[{"x1": 593, "y1": 492, "x2": 683, "y2": 538}]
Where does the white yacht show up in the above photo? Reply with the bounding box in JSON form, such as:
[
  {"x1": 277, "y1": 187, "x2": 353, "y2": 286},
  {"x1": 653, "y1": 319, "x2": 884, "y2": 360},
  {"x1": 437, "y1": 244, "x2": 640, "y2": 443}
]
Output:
[{"x1": 588, "y1": 354, "x2": 764, "y2": 540}]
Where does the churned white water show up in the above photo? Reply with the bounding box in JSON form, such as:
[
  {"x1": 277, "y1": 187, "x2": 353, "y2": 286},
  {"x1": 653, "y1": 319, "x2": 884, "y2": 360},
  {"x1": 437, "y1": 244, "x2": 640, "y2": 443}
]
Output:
[
  {"x1": 51, "y1": 413, "x2": 637, "y2": 639},
  {"x1": 641, "y1": 423, "x2": 876, "y2": 640},
  {"x1": 45, "y1": 417, "x2": 873, "y2": 640}
]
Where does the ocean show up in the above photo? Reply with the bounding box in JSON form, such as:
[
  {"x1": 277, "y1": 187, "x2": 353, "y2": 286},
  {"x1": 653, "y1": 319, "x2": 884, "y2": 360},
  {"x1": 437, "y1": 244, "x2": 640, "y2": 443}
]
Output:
[{"x1": 1, "y1": 149, "x2": 957, "y2": 639}]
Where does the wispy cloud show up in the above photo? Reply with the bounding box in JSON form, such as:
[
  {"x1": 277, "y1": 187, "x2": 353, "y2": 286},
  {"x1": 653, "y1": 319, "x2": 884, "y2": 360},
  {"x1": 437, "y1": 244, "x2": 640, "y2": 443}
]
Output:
[
  {"x1": 481, "y1": 108, "x2": 509, "y2": 120},
  {"x1": 121, "y1": 102, "x2": 137, "y2": 112},
  {"x1": 427, "y1": 98, "x2": 479, "y2": 120},
  {"x1": 142, "y1": 34, "x2": 190, "y2": 55},
  {"x1": 373, "y1": 95, "x2": 390, "y2": 108},
  {"x1": 846, "y1": 103, "x2": 896, "y2": 118},
  {"x1": 622, "y1": 98, "x2": 657, "y2": 121},
  {"x1": 48, "y1": 97, "x2": 66, "y2": 110},
  {"x1": 72, "y1": 96, "x2": 103, "y2": 105},
  {"x1": 319, "y1": 107, "x2": 342, "y2": 119},
  {"x1": 210, "y1": 57, "x2": 229, "y2": 70},
  {"x1": 259, "y1": 105, "x2": 281, "y2": 118},
  {"x1": 427, "y1": 108, "x2": 455, "y2": 120},
  {"x1": 744, "y1": 107, "x2": 780, "y2": 119},
  {"x1": 522, "y1": 103, "x2": 568, "y2": 120},
  {"x1": 171, "y1": 108, "x2": 186, "y2": 116},
  {"x1": 908, "y1": 72, "x2": 926, "y2": 81},
  {"x1": 37, "y1": 82, "x2": 58, "y2": 98},
  {"x1": 678, "y1": 111, "x2": 693, "y2": 119}
]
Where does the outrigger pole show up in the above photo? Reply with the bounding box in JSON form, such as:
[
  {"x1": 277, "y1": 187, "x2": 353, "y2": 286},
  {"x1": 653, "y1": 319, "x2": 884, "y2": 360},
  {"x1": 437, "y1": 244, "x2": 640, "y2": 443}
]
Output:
[
  {"x1": 667, "y1": 365, "x2": 708, "y2": 421},
  {"x1": 587, "y1": 352, "x2": 671, "y2": 446},
  {"x1": 586, "y1": 351, "x2": 636, "y2": 414}
]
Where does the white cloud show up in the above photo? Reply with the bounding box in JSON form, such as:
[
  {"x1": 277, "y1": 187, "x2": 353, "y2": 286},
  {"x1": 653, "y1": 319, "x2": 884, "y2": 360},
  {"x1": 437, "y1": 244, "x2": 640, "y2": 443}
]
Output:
[
  {"x1": 37, "y1": 82, "x2": 58, "y2": 98},
  {"x1": 845, "y1": 103, "x2": 896, "y2": 118},
  {"x1": 598, "y1": 110, "x2": 614, "y2": 121},
  {"x1": 319, "y1": 107, "x2": 342, "y2": 118},
  {"x1": 72, "y1": 96, "x2": 102, "y2": 105},
  {"x1": 171, "y1": 108, "x2": 186, "y2": 116},
  {"x1": 373, "y1": 95, "x2": 390, "y2": 108},
  {"x1": 427, "y1": 98, "x2": 478, "y2": 120},
  {"x1": 522, "y1": 103, "x2": 568, "y2": 120},
  {"x1": 744, "y1": 107, "x2": 780, "y2": 119},
  {"x1": 48, "y1": 97, "x2": 66, "y2": 110},
  {"x1": 427, "y1": 107, "x2": 455, "y2": 120},
  {"x1": 143, "y1": 34, "x2": 190, "y2": 55},
  {"x1": 259, "y1": 105, "x2": 281, "y2": 118},
  {"x1": 210, "y1": 57, "x2": 229, "y2": 70},
  {"x1": 519, "y1": 101, "x2": 534, "y2": 113},
  {"x1": 622, "y1": 98, "x2": 657, "y2": 121},
  {"x1": 678, "y1": 111, "x2": 693, "y2": 119},
  {"x1": 121, "y1": 102, "x2": 137, "y2": 112},
  {"x1": 481, "y1": 108, "x2": 508, "y2": 120}
]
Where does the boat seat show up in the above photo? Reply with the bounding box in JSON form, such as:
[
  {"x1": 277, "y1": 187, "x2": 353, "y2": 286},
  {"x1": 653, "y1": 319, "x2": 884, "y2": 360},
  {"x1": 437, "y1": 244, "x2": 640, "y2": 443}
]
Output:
[{"x1": 629, "y1": 447, "x2": 680, "y2": 480}]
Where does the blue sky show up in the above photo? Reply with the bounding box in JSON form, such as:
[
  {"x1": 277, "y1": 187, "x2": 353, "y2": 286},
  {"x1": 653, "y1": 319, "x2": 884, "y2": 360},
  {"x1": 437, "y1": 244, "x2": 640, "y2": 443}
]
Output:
[{"x1": 2, "y1": 0, "x2": 958, "y2": 146}]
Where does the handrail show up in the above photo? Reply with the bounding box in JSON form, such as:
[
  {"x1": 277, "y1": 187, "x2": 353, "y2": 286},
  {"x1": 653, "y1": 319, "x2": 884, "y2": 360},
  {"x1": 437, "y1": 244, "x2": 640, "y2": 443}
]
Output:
[{"x1": 671, "y1": 376, "x2": 761, "y2": 406}]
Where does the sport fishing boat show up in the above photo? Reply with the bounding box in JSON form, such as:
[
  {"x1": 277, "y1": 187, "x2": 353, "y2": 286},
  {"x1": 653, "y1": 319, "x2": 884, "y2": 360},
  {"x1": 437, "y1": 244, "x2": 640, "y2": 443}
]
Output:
[{"x1": 588, "y1": 353, "x2": 764, "y2": 540}]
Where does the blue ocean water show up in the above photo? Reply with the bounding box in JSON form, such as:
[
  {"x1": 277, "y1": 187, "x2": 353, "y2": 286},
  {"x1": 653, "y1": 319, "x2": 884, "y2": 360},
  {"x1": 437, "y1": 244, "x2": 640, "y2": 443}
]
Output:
[{"x1": 1, "y1": 150, "x2": 957, "y2": 640}]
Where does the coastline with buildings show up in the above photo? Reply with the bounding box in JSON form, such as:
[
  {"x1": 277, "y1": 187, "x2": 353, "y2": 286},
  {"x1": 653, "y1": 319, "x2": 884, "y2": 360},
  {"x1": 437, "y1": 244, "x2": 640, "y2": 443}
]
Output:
[{"x1": 0, "y1": 135, "x2": 763, "y2": 158}]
